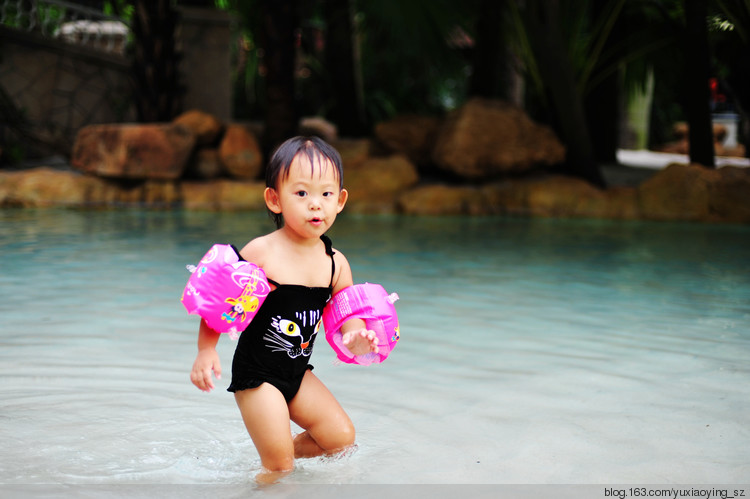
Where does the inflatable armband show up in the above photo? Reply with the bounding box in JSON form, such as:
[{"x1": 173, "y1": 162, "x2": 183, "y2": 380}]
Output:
[
  {"x1": 322, "y1": 283, "x2": 400, "y2": 366},
  {"x1": 181, "y1": 244, "x2": 271, "y2": 339}
]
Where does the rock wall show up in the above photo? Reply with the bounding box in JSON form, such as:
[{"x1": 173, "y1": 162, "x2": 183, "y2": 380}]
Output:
[
  {"x1": 2, "y1": 163, "x2": 748, "y2": 224},
  {"x1": 2, "y1": 100, "x2": 749, "y2": 224}
]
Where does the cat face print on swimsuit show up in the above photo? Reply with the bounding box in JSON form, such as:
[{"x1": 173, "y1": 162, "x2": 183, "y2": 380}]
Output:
[{"x1": 264, "y1": 309, "x2": 322, "y2": 358}]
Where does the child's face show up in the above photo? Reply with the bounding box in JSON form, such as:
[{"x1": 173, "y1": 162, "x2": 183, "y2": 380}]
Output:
[{"x1": 265, "y1": 153, "x2": 348, "y2": 238}]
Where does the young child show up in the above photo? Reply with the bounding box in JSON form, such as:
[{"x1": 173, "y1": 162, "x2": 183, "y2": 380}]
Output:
[{"x1": 189, "y1": 136, "x2": 379, "y2": 483}]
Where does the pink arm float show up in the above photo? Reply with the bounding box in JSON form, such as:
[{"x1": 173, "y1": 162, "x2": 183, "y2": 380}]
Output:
[
  {"x1": 322, "y1": 283, "x2": 400, "y2": 366},
  {"x1": 181, "y1": 244, "x2": 270, "y2": 339}
]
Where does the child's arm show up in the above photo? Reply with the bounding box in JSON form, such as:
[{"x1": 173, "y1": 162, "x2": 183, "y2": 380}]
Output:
[
  {"x1": 190, "y1": 319, "x2": 222, "y2": 392},
  {"x1": 341, "y1": 318, "x2": 379, "y2": 356},
  {"x1": 333, "y1": 251, "x2": 379, "y2": 356}
]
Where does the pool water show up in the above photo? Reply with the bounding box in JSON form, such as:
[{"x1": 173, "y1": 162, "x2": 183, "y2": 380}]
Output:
[{"x1": 1, "y1": 209, "x2": 749, "y2": 486}]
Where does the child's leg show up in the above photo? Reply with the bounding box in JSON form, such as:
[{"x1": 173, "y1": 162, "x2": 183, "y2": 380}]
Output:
[
  {"x1": 288, "y1": 370, "x2": 355, "y2": 458},
  {"x1": 234, "y1": 384, "x2": 295, "y2": 480}
]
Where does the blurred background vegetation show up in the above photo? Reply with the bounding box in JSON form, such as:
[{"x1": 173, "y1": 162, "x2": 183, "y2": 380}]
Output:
[{"x1": 1, "y1": 0, "x2": 749, "y2": 185}]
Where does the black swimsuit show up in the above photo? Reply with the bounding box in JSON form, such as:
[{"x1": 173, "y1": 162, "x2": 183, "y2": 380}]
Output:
[{"x1": 227, "y1": 235, "x2": 335, "y2": 402}]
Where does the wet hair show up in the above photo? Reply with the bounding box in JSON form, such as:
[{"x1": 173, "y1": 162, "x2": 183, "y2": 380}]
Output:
[{"x1": 265, "y1": 136, "x2": 345, "y2": 228}]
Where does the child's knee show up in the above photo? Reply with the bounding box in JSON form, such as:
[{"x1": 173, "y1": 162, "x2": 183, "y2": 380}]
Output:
[
  {"x1": 261, "y1": 454, "x2": 294, "y2": 473},
  {"x1": 332, "y1": 420, "x2": 356, "y2": 449}
]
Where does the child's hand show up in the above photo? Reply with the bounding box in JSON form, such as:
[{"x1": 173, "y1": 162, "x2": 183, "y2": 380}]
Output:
[
  {"x1": 342, "y1": 328, "x2": 380, "y2": 356},
  {"x1": 190, "y1": 348, "x2": 222, "y2": 392}
]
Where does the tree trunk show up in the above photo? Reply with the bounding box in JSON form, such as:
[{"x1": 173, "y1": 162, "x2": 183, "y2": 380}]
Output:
[
  {"x1": 323, "y1": 0, "x2": 366, "y2": 136},
  {"x1": 585, "y1": 72, "x2": 620, "y2": 164},
  {"x1": 584, "y1": 0, "x2": 622, "y2": 164},
  {"x1": 684, "y1": 0, "x2": 715, "y2": 167},
  {"x1": 131, "y1": 0, "x2": 181, "y2": 122},
  {"x1": 260, "y1": 0, "x2": 299, "y2": 153},
  {"x1": 470, "y1": 0, "x2": 505, "y2": 99},
  {"x1": 525, "y1": 0, "x2": 606, "y2": 187}
]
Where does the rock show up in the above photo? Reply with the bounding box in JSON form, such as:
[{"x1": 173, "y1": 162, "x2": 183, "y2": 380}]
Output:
[
  {"x1": 0, "y1": 168, "x2": 89, "y2": 206},
  {"x1": 0, "y1": 167, "x2": 181, "y2": 207},
  {"x1": 709, "y1": 166, "x2": 750, "y2": 222},
  {"x1": 118, "y1": 179, "x2": 181, "y2": 206},
  {"x1": 184, "y1": 148, "x2": 224, "y2": 179},
  {"x1": 331, "y1": 138, "x2": 372, "y2": 170},
  {"x1": 218, "y1": 124, "x2": 263, "y2": 179},
  {"x1": 656, "y1": 122, "x2": 747, "y2": 158},
  {"x1": 638, "y1": 163, "x2": 750, "y2": 223},
  {"x1": 716, "y1": 143, "x2": 746, "y2": 158},
  {"x1": 71, "y1": 123, "x2": 196, "y2": 180},
  {"x1": 173, "y1": 109, "x2": 224, "y2": 146},
  {"x1": 345, "y1": 154, "x2": 419, "y2": 213},
  {"x1": 672, "y1": 121, "x2": 727, "y2": 142},
  {"x1": 519, "y1": 176, "x2": 606, "y2": 218},
  {"x1": 484, "y1": 177, "x2": 638, "y2": 219},
  {"x1": 397, "y1": 184, "x2": 486, "y2": 215},
  {"x1": 432, "y1": 98, "x2": 566, "y2": 180},
  {"x1": 637, "y1": 163, "x2": 713, "y2": 221},
  {"x1": 602, "y1": 187, "x2": 640, "y2": 220},
  {"x1": 374, "y1": 115, "x2": 442, "y2": 166},
  {"x1": 399, "y1": 175, "x2": 641, "y2": 218},
  {"x1": 299, "y1": 116, "x2": 338, "y2": 143},
  {"x1": 181, "y1": 179, "x2": 266, "y2": 210}
]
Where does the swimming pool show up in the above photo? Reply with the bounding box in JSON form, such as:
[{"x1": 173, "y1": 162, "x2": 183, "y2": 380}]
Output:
[{"x1": 1, "y1": 209, "x2": 748, "y2": 488}]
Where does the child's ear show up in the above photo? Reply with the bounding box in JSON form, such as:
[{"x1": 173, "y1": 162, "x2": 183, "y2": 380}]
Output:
[
  {"x1": 264, "y1": 187, "x2": 282, "y2": 214},
  {"x1": 336, "y1": 188, "x2": 349, "y2": 213}
]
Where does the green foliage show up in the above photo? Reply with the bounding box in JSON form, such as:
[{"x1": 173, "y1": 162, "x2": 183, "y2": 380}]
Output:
[
  {"x1": 356, "y1": 0, "x2": 475, "y2": 119},
  {"x1": 713, "y1": 0, "x2": 750, "y2": 43},
  {"x1": 103, "y1": 1, "x2": 134, "y2": 21},
  {"x1": 226, "y1": 0, "x2": 475, "y2": 122}
]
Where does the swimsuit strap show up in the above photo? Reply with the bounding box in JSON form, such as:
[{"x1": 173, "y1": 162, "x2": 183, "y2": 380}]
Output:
[{"x1": 320, "y1": 234, "x2": 336, "y2": 288}]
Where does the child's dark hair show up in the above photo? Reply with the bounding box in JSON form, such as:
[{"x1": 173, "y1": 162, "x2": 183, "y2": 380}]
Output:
[{"x1": 265, "y1": 136, "x2": 345, "y2": 228}]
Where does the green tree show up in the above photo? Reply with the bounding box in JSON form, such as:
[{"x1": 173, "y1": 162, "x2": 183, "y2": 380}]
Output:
[
  {"x1": 516, "y1": 0, "x2": 611, "y2": 187},
  {"x1": 355, "y1": 0, "x2": 473, "y2": 122}
]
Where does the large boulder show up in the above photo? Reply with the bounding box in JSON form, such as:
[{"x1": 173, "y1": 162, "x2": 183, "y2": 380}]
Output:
[
  {"x1": 71, "y1": 123, "x2": 196, "y2": 180},
  {"x1": 345, "y1": 154, "x2": 419, "y2": 213},
  {"x1": 374, "y1": 115, "x2": 442, "y2": 167},
  {"x1": 637, "y1": 163, "x2": 750, "y2": 223},
  {"x1": 173, "y1": 109, "x2": 224, "y2": 146},
  {"x1": 181, "y1": 179, "x2": 266, "y2": 210},
  {"x1": 432, "y1": 98, "x2": 566, "y2": 180},
  {"x1": 709, "y1": 166, "x2": 750, "y2": 221},
  {"x1": 218, "y1": 124, "x2": 263, "y2": 179}
]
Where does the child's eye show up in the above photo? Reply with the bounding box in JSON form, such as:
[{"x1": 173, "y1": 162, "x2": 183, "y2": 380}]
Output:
[{"x1": 295, "y1": 191, "x2": 307, "y2": 198}]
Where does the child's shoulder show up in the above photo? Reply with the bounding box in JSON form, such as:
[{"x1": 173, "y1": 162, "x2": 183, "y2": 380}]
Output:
[{"x1": 238, "y1": 234, "x2": 274, "y2": 263}]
